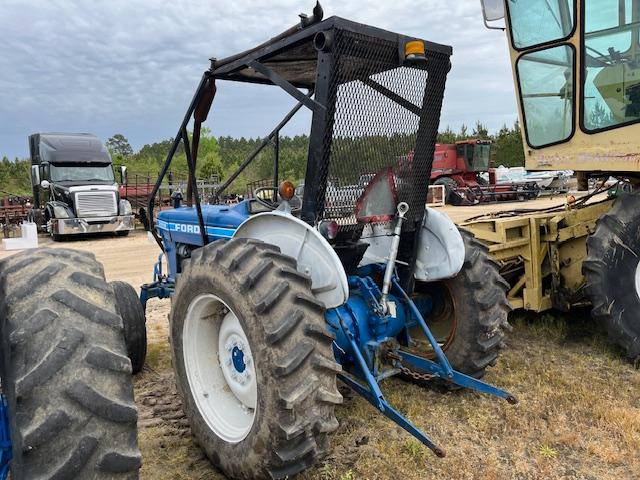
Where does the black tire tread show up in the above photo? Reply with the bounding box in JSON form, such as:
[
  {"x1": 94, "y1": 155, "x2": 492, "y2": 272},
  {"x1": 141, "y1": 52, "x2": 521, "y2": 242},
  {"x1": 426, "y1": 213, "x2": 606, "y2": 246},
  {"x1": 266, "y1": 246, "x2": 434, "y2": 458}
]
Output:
[
  {"x1": 0, "y1": 248, "x2": 140, "y2": 479},
  {"x1": 110, "y1": 281, "x2": 147, "y2": 375},
  {"x1": 171, "y1": 238, "x2": 341, "y2": 479},
  {"x1": 405, "y1": 229, "x2": 510, "y2": 382},
  {"x1": 583, "y1": 193, "x2": 640, "y2": 362}
]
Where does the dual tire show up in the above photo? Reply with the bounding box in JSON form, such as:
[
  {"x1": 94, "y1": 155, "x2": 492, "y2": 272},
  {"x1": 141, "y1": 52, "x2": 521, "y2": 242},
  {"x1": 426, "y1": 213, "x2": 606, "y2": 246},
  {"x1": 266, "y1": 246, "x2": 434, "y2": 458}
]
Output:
[{"x1": 0, "y1": 249, "x2": 141, "y2": 479}]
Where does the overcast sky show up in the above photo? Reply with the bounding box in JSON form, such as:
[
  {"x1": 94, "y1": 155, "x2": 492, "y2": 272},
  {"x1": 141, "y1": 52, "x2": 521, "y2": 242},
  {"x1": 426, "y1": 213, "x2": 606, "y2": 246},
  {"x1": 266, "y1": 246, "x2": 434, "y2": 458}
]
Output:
[{"x1": 0, "y1": 0, "x2": 516, "y2": 159}]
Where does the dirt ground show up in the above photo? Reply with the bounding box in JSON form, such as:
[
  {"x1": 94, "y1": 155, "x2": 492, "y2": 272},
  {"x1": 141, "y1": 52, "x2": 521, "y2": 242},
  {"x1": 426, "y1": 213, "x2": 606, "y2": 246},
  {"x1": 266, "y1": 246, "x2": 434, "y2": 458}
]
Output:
[{"x1": 1, "y1": 197, "x2": 638, "y2": 480}]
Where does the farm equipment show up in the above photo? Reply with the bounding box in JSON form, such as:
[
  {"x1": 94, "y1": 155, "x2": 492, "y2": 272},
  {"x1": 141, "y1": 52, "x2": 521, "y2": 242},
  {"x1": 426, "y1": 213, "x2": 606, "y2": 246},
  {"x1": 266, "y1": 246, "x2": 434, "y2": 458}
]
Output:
[
  {"x1": 477, "y1": 0, "x2": 640, "y2": 363},
  {"x1": 140, "y1": 4, "x2": 514, "y2": 478},
  {"x1": 431, "y1": 139, "x2": 540, "y2": 204},
  {"x1": 28, "y1": 133, "x2": 134, "y2": 240}
]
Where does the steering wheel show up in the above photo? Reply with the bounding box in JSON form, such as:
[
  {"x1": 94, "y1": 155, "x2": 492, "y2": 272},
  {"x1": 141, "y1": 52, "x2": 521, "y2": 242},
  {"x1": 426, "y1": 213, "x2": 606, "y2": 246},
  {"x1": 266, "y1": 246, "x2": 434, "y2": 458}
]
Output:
[{"x1": 254, "y1": 186, "x2": 302, "y2": 211}]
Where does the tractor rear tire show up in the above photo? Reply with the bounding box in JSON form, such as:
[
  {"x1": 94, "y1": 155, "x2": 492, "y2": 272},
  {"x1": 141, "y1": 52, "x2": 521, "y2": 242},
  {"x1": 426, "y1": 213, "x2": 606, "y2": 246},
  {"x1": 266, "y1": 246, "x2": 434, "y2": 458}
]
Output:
[
  {"x1": 111, "y1": 281, "x2": 147, "y2": 374},
  {"x1": 405, "y1": 230, "x2": 511, "y2": 382},
  {"x1": 170, "y1": 238, "x2": 342, "y2": 480},
  {"x1": 583, "y1": 193, "x2": 640, "y2": 364},
  {"x1": 0, "y1": 248, "x2": 140, "y2": 479}
]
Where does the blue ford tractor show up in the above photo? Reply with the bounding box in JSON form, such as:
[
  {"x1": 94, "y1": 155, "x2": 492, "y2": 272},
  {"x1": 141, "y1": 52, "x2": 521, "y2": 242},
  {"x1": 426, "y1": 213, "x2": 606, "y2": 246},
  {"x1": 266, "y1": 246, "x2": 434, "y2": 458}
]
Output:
[{"x1": 136, "y1": 4, "x2": 517, "y2": 478}]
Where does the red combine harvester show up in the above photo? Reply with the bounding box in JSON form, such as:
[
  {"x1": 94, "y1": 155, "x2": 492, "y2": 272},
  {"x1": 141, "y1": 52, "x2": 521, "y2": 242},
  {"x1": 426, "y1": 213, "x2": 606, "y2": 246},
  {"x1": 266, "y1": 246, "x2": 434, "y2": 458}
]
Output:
[{"x1": 431, "y1": 139, "x2": 539, "y2": 205}]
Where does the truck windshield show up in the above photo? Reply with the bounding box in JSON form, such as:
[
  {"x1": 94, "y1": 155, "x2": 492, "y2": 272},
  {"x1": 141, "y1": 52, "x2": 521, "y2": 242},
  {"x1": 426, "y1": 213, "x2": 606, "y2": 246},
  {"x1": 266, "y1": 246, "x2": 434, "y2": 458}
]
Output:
[
  {"x1": 50, "y1": 164, "x2": 115, "y2": 183},
  {"x1": 507, "y1": 0, "x2": 574, "y2": 49}
]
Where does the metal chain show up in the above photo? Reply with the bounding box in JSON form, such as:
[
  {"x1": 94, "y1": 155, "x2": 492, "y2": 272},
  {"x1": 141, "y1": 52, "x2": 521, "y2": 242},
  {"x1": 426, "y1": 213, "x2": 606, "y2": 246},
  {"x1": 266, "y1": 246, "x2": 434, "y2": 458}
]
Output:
[{"x1": 399, "y1": 365, "x2": 435, "y2": 382}]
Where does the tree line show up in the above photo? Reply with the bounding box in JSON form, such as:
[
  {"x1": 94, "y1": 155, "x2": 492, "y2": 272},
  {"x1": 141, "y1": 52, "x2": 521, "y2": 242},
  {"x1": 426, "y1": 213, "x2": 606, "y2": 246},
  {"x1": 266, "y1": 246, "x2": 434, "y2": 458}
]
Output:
[{"x1": 0, "y1": 121, "x2": 525, "y2": 197}]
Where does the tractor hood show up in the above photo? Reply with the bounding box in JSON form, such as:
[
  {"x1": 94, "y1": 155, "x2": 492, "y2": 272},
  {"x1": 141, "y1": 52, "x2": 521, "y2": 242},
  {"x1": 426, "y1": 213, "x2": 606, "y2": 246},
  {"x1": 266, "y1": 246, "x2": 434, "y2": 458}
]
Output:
[{"x1": 156, "y1": 202, "x2": 250, "y2": 238}]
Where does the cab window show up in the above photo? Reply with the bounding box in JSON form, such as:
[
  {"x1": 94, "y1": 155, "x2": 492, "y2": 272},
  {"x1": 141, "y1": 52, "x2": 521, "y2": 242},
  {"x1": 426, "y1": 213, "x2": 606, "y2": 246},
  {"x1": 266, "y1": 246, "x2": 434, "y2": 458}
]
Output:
[
  {"x1": 582, "y1": 0, "x2": 640, "y2": 132},
  {"x1": 507, "y1": 0, "x2": 575, "y2": 49},
  {"x1": 517, "y1": 45, "x2": 575, "y2": 147}
]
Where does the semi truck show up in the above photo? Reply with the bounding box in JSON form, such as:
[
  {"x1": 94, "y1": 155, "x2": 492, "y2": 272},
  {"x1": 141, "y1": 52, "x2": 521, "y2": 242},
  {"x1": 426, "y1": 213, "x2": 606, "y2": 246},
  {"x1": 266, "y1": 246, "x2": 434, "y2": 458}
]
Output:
[{"x1": 28, "y1": 132, "x2": 134, "y2": 240}]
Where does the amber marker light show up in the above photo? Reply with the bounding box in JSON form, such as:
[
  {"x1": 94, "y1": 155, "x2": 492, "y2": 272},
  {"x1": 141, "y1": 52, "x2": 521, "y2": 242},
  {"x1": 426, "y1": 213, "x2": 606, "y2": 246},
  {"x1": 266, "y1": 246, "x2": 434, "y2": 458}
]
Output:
[
  {"x1": 405, "y1": 40, "x2": 425, "y2": 57},
  {"x1": 279, "y1": 180, "x2": 296, "y2": 201}
]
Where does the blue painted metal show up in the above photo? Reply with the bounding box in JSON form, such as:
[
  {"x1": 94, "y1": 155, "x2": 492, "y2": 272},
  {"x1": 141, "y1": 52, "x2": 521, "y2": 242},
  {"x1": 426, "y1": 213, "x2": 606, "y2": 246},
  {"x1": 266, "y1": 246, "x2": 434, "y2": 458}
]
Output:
[
  {"x1": 140, "y1": 253, "x2": 175, "y2": 310},
  {"x1": 232, "y1": 347, "x2": 246, "y2": 373},
  {"x1": 0, "y1": 395, "x2": 11, "y2": 479},
  {"x1": 391, "y1": 277, "x2": 453, "y2": 377},
  {"x1": 398, "y1": 351, "x2": 518, "y2": 404},
  {"x1": 156, "y1": 201, "x2": 249, "y2": 278},
  {"x1": 145, "y1": 202, "x2": 517, "y2": 457},
  {"x1": 322, "y1": 270, "x2": 517, "y2": 456}
]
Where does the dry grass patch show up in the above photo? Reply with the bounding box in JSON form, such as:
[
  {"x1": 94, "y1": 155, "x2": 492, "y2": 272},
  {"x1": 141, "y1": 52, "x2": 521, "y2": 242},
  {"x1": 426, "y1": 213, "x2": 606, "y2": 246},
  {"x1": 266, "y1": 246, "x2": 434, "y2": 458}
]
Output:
[{"x1": 135, "y1": 310, "x2": 640, "y2": 479}]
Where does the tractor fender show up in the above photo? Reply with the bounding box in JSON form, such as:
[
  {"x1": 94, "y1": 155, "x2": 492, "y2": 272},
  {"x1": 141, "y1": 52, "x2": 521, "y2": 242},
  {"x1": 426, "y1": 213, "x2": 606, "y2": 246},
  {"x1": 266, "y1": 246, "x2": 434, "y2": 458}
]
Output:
[
  {"x1": 360, "y1": 207, "x2": 465, "y2": 282},
  {"x1": 414, "y1": 207, "x2": 465, "y2": 281},
  {"x1": 233, "y1": 211, "x2": 349, "y2": 308}
]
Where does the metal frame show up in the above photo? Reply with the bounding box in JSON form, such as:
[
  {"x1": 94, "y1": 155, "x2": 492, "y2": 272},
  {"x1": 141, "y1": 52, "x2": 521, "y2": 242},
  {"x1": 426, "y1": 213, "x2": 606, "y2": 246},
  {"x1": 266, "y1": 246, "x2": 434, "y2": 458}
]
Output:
[
  {"x1": 146, "y1": 14, "x2": 452, "y2": 264},
  {"x1": 334, "y1": 275, "x2": 517, "y2": 458},
  {"x1": 462, "y1": 199, "x2": 614, "y2": 311}
]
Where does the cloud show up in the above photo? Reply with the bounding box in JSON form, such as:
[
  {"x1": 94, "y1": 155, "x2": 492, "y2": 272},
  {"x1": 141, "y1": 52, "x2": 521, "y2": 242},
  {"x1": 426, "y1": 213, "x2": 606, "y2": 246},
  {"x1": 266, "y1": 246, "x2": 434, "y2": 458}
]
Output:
[{"x1": 0, "y1": 0, "x2": 517, "y2": 158}]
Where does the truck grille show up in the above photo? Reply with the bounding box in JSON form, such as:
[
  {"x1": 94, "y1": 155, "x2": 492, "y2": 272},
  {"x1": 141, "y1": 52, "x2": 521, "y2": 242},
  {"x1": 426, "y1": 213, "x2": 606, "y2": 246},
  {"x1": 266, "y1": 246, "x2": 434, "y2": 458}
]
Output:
[{"x1": 75, "y1": 192, "x2": 118, "y2": 217}]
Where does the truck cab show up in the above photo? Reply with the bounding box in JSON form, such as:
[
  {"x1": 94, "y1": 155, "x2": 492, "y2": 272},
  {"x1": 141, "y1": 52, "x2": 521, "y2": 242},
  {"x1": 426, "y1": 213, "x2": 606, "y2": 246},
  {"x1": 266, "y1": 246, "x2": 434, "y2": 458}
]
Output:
[
  {"x1": 29, "y1": 133, "x2": 134, "y2": 238},
  {"x1": 432, "y1": 139, "x2": 492, "y2": 179},
  {"x1": 481, "y1": 0, "x2": 640, "y2": 177}
]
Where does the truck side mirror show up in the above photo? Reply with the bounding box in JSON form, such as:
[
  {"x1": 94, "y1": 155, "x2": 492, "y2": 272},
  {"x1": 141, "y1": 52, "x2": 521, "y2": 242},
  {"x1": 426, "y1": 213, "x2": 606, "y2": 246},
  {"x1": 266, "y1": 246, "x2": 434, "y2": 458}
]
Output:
[
  {"x1": 31, "y1": 165, "x2": 40, "y2": 186},
  {"x1": 120, "y1": 166, "x2": 128, "y2": 185},
  {"x1": 480, "y1": 0, "x2": 505, "y2": 28}
]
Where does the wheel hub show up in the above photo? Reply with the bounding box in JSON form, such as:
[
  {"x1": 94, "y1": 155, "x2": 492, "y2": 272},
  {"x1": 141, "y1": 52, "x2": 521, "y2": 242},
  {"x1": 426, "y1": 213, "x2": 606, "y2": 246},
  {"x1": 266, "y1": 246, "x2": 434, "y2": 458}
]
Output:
[
  {"x1": 231, "y1": 345, "x2": 247, "y2": 373},
  {"x1": 183, "y1": 294, "x2": 257, "y2": 443},
  {"x1": 218, "y1": 313, "x2": 256, "y2": 409}
]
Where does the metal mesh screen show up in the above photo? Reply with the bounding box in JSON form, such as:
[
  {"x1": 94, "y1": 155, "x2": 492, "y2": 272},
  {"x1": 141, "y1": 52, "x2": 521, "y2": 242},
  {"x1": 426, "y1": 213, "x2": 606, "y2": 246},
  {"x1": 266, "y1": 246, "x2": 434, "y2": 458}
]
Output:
[{"x1": 315, "y1": 29, "x2": 450, "y2": 231}]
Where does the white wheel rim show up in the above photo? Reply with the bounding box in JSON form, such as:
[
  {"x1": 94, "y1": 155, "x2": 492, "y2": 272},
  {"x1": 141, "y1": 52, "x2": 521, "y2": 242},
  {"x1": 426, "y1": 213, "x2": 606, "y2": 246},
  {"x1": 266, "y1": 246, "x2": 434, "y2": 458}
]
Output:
[
  {"x1": 636, "y1": 261, "x2": 640, "y2": 300},
  {"x1": 183, "y1": 294, "x2": 257, "y2": 443}
]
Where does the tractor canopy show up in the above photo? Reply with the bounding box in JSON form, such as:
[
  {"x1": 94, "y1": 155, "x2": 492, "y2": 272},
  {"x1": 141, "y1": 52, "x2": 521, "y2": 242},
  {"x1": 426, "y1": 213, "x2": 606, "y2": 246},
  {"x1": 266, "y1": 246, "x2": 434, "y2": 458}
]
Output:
[
  {"x1": 149, "y1": 11, "x2": 453, "y2": 284},
  {"x1": 205, "y1": 16, "x2": 452, "y2": 231}
]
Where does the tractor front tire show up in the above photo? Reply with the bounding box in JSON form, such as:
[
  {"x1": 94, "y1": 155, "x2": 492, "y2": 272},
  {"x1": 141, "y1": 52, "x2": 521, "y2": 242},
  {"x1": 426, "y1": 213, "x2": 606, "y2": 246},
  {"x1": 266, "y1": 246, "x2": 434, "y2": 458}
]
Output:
[
  {"x1": 406, "y1": 230, "x2": 511, "y2": 381},
  {"x1": 583, "y1": 193, "x2": 640, "y2": 364},
  {"x1": 0, "y1": 248, "x2": 140, "y2": 479},
  {"x1": 170, "y1": 238, "x2": 342, "y2": 480},
  {"x1": 111, "y1": 280, "x2": 147, "y2": 374}
]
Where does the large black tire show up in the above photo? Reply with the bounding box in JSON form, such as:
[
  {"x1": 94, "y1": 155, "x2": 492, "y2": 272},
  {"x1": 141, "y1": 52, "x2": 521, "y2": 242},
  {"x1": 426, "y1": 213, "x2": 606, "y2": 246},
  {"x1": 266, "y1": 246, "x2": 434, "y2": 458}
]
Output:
[
  {"x1": 433, "y1": 177, "x2": 458, "y2": 205},
  {"x1": 111, "y1": 281, "x2": 147, "y2": 374},
  {"x1": 0, "y1": 248, "x2": 141, "y2": 479},
  {"x1": 583, "y1": 193, "x2": 640, "y2": 364},
  {"x1": 405, "y1": 230, "x2": 511, "y2": 381},
  {"x1": 170, "y1": 238, "x2": 342, "y2": 479}
]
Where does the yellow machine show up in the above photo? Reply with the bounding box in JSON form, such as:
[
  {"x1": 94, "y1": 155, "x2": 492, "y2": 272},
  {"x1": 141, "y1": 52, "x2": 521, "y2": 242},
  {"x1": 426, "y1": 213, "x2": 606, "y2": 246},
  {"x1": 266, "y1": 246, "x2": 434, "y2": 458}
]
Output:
[{"x1": 473, "y1": 0, "x2": 640, "y2": 364}]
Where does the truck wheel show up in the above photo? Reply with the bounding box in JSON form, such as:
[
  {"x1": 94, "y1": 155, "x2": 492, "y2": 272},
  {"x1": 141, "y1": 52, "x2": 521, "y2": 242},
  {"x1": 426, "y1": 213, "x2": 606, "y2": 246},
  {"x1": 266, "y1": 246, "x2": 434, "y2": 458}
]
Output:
[
  {"x1": 170, "y1": 238, "x2": 341, "y2": 479},
  {"x1": 111, "y1": 281, "x2": 147, "y2": 374},
  {"x1": 404, "y1": 230, "x2": 510, "y2": 381},
  {"x1": 583, "y1": 193, "x2": 640, "y2": 364},
  {"x1": 0, "y1": 248, "x2": 140, "y2": 479}
]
